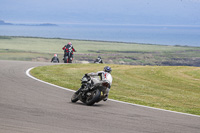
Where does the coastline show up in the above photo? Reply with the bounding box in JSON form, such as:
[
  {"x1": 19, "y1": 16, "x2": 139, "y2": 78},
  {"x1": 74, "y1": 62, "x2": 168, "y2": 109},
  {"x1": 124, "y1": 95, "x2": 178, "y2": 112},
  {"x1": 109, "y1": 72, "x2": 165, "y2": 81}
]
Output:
[{"x1": 0, "y1": 24, "x2": 200, "y2": 47}]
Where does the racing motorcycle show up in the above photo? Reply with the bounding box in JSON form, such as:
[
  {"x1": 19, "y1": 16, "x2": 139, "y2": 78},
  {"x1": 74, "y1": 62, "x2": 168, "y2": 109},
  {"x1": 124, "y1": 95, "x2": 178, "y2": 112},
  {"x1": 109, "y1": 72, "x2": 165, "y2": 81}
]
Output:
[
  {"x1": 64, "y1": 47, "x2": 73, "y2": 63},
  {"x1": 94, "y1": 58, "x2": 103, "y2": 64},
  {"x1": 94, "y1": 56, "x2": 103, "y2": 64},
  {"x1": 71, "y1": 73, "x2": 112, "y2": 106}
]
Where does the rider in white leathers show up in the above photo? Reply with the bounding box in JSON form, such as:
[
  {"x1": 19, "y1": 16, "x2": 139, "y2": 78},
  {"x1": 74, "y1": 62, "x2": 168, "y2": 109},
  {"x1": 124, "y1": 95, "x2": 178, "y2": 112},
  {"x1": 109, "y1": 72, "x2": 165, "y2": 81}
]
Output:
[{"x1": 76, "y1": 66, "x2": 112, "y2": 101}]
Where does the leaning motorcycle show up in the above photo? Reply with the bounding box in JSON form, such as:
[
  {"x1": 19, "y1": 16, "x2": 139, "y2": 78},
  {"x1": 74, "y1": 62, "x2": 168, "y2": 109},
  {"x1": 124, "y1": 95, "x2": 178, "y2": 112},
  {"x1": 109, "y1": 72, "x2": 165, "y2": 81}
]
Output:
[{"x1": 71, "y1": 74, "x2": 112, "y2": 106}]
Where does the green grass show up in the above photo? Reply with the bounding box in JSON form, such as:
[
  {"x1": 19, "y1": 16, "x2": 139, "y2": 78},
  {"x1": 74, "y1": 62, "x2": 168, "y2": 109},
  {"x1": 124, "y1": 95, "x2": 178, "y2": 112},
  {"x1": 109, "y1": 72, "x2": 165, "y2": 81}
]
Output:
[
  {"x1": 1, "y1": 36, "x2": 197, "y2": 53},
  {"x1": 0, "y1": 49, "x2": 52, "y2": 61},
  {"x1": 30, "y1": 64, "x2": 200, "y2": 115},
  {"x1": 1, "y1": 36, "x2": 200, "y2": 65}
]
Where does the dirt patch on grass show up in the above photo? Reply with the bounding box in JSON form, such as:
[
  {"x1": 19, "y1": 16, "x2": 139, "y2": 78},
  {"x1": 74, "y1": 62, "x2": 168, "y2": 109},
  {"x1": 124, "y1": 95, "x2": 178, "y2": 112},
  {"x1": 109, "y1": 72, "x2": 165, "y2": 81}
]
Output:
[{"x1": 32, "y1": 57, "x2": 49, "y2": 62}]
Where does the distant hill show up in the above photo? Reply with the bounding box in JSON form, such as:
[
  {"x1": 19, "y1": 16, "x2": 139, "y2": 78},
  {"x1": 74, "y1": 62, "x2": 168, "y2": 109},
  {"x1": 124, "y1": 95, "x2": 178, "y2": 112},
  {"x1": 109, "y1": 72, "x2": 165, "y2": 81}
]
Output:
[
  {"x1": 0, "y1": 20, "x2": 57, "y2": 26},
  {"x1": 0, "y1": 20, "x2": 12, "y2": 25},
  {"x1": 36, "y1": 23, "x2": 57, "y2": 26},
  {"x1": 17, "y1": 23, "x2": 58, "y2": 26}
]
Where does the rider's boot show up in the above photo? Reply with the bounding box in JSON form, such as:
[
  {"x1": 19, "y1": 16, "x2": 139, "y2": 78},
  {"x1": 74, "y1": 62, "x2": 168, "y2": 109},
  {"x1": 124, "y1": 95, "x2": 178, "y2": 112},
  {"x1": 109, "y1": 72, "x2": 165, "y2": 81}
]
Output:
[{"x1": 103, "y1": 94, "x2": 108, "y2": 101}]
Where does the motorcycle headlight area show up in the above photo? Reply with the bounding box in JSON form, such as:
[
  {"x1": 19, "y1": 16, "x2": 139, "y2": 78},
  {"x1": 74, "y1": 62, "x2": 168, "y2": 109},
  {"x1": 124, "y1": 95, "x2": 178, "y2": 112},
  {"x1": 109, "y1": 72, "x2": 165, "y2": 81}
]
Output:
[{"x1": 81, "y1": 77, "x2": 88, "y2": 83}]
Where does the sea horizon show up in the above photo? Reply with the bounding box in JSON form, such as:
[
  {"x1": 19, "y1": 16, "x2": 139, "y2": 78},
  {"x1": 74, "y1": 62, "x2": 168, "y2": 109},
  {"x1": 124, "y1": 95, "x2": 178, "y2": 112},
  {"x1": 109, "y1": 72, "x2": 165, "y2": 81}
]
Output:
[{"x1": 0, "y1": 24, "x2": 200, "y2": 47}]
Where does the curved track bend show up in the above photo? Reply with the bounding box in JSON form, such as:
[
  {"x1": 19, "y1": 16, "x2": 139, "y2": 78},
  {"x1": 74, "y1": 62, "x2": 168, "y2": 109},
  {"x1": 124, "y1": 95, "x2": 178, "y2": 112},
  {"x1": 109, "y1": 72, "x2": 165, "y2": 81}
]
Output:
[{"x1": 0, "y1": 60, "x2": 199, "y2": 133}]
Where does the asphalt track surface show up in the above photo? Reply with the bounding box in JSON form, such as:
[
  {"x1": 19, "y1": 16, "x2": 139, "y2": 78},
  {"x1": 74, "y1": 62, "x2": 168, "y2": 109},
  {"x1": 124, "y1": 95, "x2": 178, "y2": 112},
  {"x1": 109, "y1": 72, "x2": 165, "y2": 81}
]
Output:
[{"x1": 0, "y1": 60, "x2": 200, "y2": 133}]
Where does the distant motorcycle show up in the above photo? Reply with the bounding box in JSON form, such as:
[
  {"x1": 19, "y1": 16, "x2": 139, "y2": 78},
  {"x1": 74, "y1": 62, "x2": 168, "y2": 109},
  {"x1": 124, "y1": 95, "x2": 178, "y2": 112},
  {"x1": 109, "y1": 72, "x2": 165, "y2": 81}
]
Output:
[
  {"x1": 64, "y1": 47, "x2": 73, "y2": 63},
  {"x1": 94, "y1": 56, "x2": 103, "y2": 64},
  {"x1": 71, "y1": 74, "x2": 112, "y2": 106}
]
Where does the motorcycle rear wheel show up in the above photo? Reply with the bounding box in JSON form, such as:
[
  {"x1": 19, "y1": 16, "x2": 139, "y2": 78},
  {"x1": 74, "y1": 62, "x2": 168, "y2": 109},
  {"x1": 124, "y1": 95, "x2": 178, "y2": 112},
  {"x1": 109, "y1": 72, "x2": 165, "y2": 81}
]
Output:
[
  {"x1": 69, "y1": 59, "x2": 72, "y2": 63},
  {"x1": 64, "y1": 56, "x2": 68, "y2": 63},
  {"x1": 85, "y1": 89, "x2": 101, "y2": 106}
]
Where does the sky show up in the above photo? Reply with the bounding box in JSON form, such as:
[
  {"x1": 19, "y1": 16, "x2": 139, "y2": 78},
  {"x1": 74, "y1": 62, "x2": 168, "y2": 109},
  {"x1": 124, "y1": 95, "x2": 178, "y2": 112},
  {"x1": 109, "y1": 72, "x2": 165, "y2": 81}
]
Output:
[{"x1": 0, "y1": 0, "x2": 200, "y2": 26}]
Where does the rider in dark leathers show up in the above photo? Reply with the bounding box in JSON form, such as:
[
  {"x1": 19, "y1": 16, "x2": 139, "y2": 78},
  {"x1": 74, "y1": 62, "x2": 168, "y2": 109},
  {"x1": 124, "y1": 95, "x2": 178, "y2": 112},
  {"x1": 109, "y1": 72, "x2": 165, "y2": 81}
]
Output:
[
  {"x1": 94, "y1": 56, "x2": 103, "y2": 63},
  {"x1": 51, "y1": 54, "x2": 59, "y2": 63}
]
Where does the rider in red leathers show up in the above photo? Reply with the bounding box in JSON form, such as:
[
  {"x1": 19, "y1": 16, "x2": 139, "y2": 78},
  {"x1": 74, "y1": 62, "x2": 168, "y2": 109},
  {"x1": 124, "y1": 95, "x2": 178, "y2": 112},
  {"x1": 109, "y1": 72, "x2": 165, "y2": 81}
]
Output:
[{"x1": 62, "y1": 42, "x2": 76, "y2": 62}]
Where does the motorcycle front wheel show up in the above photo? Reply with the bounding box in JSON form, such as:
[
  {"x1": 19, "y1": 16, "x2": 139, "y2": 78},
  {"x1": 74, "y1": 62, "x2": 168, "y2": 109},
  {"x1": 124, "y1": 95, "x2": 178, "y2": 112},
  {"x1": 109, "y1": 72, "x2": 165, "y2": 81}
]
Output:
[
  {"x1": 85, "y1": 89, "x2": 101, "y2": 106},
  {"x1": 71, "y1": 92, "x2": 79, "y2": 103}
]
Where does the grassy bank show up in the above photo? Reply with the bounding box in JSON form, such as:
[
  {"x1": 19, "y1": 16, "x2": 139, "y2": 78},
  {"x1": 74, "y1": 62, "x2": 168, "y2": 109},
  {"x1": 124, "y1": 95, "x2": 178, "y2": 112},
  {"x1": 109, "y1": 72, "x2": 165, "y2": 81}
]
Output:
[
  {"x1": 30, "y1": 64, "x2": 200, "y2": 115},
  {"x1": 1, "y1": 36, "x2": 200, "y2": 66}
]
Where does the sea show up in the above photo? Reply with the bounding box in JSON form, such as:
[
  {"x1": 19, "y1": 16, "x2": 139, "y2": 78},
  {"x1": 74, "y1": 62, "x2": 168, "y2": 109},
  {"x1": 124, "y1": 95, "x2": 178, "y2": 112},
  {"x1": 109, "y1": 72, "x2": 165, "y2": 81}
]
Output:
[{"x1": 0, "y1": 24, "x2": 200, "y2": 47}]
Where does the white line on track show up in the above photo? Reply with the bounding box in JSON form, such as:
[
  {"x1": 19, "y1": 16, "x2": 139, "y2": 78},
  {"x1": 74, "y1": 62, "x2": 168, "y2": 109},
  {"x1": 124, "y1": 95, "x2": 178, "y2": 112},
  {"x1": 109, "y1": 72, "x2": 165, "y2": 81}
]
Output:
[{"x1": 26, "y1": 67, "x2": 200, "y2": 118}]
